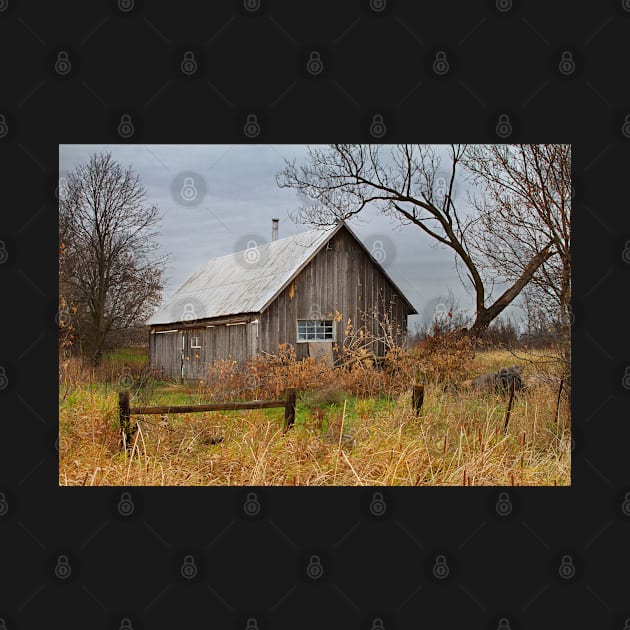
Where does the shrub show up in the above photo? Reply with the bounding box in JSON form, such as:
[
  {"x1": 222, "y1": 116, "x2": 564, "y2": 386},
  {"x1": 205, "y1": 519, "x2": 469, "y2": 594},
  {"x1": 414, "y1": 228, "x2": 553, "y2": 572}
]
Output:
[{"x1": 413, "y1": 328, "x2": 475, "y2": 385}]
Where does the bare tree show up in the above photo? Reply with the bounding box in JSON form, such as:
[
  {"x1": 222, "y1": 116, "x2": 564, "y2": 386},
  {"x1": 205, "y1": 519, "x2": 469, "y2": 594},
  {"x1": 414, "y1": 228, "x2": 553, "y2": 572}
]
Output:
[
  {"x1": 461, "y1": 144, "x2": 571, "y2": 331},
  {"x1": 59, "y1": 152, "x2": 167, "y2": 364},
  {"x1": 277, "y1": 144, "x2": 555, "y2": 338}
]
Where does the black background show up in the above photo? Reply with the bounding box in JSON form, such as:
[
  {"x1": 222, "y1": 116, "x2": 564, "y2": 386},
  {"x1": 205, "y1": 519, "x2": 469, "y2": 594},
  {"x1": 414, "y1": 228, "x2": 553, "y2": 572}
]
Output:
[{"x1": 1, "y1": 0, "x2": 629, "y2": 628}]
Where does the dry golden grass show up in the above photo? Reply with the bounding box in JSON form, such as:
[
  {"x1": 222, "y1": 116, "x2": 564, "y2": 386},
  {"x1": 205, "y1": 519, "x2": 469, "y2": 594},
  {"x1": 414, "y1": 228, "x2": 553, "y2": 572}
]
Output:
[{"x1": 59, "y1": 345, "x2": 570, "y2": 486}]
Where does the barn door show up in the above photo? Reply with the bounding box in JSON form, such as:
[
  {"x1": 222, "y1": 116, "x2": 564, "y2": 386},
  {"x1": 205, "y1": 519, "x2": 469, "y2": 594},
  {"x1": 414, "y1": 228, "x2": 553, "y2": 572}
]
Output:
[
  {"x1": 182, "y1": 329, "x2": 205, "y2": 381},
  {"x1": 308, "y1": 341, "x2": 333, "y2": 366},
  {"x1": 247, "y1": 320, "x2": 259, "y2": 360},
  {"x1": 180, "y1": 331, "x2": 185, "y2": 381}
]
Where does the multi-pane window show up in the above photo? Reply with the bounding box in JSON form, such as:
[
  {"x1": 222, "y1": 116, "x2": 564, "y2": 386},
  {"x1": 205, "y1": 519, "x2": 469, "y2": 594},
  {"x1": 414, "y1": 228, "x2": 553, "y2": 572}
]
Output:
[
  {"x1": 297, "y1": 320, "x2": 334, "y2": 342},
  {"x1": 190, "y1": 336, "x2": 201, "y2": 348}
]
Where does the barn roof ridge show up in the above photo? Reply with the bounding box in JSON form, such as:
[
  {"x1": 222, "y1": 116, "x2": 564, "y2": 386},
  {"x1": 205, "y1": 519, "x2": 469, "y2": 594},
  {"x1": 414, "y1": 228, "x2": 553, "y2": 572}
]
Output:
[{"x1": 200, "y1": 224, "x2": 335, "y2": 265}]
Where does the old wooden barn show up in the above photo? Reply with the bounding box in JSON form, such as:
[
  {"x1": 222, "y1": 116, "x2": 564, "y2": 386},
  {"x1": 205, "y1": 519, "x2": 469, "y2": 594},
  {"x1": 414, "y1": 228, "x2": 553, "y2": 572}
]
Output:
[{"x1": 147, "y1": 220, "x2": 418, "y2": 380}]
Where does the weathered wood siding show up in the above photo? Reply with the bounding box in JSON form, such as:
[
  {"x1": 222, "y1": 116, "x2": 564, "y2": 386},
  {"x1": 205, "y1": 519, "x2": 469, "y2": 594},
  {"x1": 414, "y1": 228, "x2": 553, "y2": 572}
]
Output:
[
  {"x1": 258, "y1": 226, "x2": 411, "y2": 361},
  {"x1": 149, "y1": 315, "x2": 258, "y2": 380},
  {"x1": 149, "y1": 329, "x2": 182, "y2": 379}
]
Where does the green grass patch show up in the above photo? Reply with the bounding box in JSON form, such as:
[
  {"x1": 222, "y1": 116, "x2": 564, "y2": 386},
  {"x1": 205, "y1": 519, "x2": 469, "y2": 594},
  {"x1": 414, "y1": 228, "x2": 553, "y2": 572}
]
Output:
[{"x1": 104, "y1": 347, "x2": 147, "y2": 364}]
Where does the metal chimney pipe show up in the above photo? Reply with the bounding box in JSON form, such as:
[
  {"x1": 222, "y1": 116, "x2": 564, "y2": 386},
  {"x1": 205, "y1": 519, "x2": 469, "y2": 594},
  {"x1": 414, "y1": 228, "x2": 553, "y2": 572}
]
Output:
[{"x1": 271, "y1": 218, "x2": 279, "y2": 242}]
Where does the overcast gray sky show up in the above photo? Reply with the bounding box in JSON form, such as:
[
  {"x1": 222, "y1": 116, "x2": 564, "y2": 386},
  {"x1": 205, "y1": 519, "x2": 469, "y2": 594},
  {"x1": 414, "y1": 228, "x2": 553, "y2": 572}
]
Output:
[{"x1": 59, "y1": 144, "x2": 524, "y2": 332}]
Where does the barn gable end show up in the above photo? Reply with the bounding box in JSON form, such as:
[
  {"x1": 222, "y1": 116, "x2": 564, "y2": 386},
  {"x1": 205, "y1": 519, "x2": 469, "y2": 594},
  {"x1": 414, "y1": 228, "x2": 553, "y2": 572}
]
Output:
[{"x1": 258, "y1": 224, "x2": 414, "y2": 361}]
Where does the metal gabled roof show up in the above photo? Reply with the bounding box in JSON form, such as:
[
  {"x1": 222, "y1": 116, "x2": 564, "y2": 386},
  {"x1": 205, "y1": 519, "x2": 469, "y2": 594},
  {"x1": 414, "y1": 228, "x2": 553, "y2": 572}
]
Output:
[
  {"x1": 147, "y1": 221, "x2": 418, "y2": 326},
  {"x1": 147, "y1": 225, "x2": 336, "y2": 325}
]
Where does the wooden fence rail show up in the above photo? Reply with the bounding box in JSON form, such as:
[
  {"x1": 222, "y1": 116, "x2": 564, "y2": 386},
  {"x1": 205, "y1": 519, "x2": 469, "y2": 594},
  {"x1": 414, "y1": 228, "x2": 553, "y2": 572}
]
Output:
[{"x1": 118, "y1": 388, "x2": 297, "y2": 446}]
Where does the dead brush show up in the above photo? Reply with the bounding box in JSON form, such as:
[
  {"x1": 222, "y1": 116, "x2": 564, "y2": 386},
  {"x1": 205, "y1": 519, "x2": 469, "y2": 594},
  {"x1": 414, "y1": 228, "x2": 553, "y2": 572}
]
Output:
[
  {"x1": 414, "y1": 328, "x2": 476, "y2": 386},
  {"x1": 339, "y1": 308, "x2": 420, "y2": 398},
  {"x1": 306, "y1": 407, "x2": 326, "y2": 432}
]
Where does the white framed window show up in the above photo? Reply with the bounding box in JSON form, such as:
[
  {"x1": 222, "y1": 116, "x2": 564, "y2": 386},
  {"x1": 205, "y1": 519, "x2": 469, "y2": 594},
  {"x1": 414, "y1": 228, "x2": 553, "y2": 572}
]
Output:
[
  {"x1": 296, "y1": 319, "x2": 334, "y2": 342},
  {"x1": 190, "y1": 336, "x2": 201, "y2": 348}
]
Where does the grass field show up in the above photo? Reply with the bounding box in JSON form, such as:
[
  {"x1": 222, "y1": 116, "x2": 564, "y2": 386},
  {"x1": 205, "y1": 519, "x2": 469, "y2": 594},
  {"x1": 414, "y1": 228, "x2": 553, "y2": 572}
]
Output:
[{"x1": 58, "y1": 347, "x2": 570, "y2": 486}]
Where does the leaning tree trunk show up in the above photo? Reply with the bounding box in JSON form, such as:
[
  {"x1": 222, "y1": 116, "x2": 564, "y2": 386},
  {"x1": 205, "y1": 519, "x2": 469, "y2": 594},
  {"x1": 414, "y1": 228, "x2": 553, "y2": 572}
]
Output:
[
  {"x1": 467, "y1": 308, "x2": 494, "y2": 339},
  {"x1": 467, "y1": 242, "x2": 556, "y2": 340}
]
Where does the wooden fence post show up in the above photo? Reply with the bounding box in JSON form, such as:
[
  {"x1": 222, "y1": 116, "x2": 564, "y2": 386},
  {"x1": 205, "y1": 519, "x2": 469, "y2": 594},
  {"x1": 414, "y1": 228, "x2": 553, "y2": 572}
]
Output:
[
  {"x1": 412, "y1": 384, "x2": 424, "y2": 416},
  {"x1": 555, "y1": 378, "x2": 564, "y2": 426},
  {"x1": 503, "y1": 376, "x2": 516, "y2": 434},
  {"x1": 284, "y1": 388, "x2": 297, "y2": 430},
  {"x1": 118, "y1": 390, "x2": 132, "y2": 445}
]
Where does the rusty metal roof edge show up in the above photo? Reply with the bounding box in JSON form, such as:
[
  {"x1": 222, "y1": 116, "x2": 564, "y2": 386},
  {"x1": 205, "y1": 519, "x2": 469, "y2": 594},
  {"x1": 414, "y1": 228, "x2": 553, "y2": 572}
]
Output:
[{"x1": 149, "y1": 312, "x2": 261, "y2": 329}]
